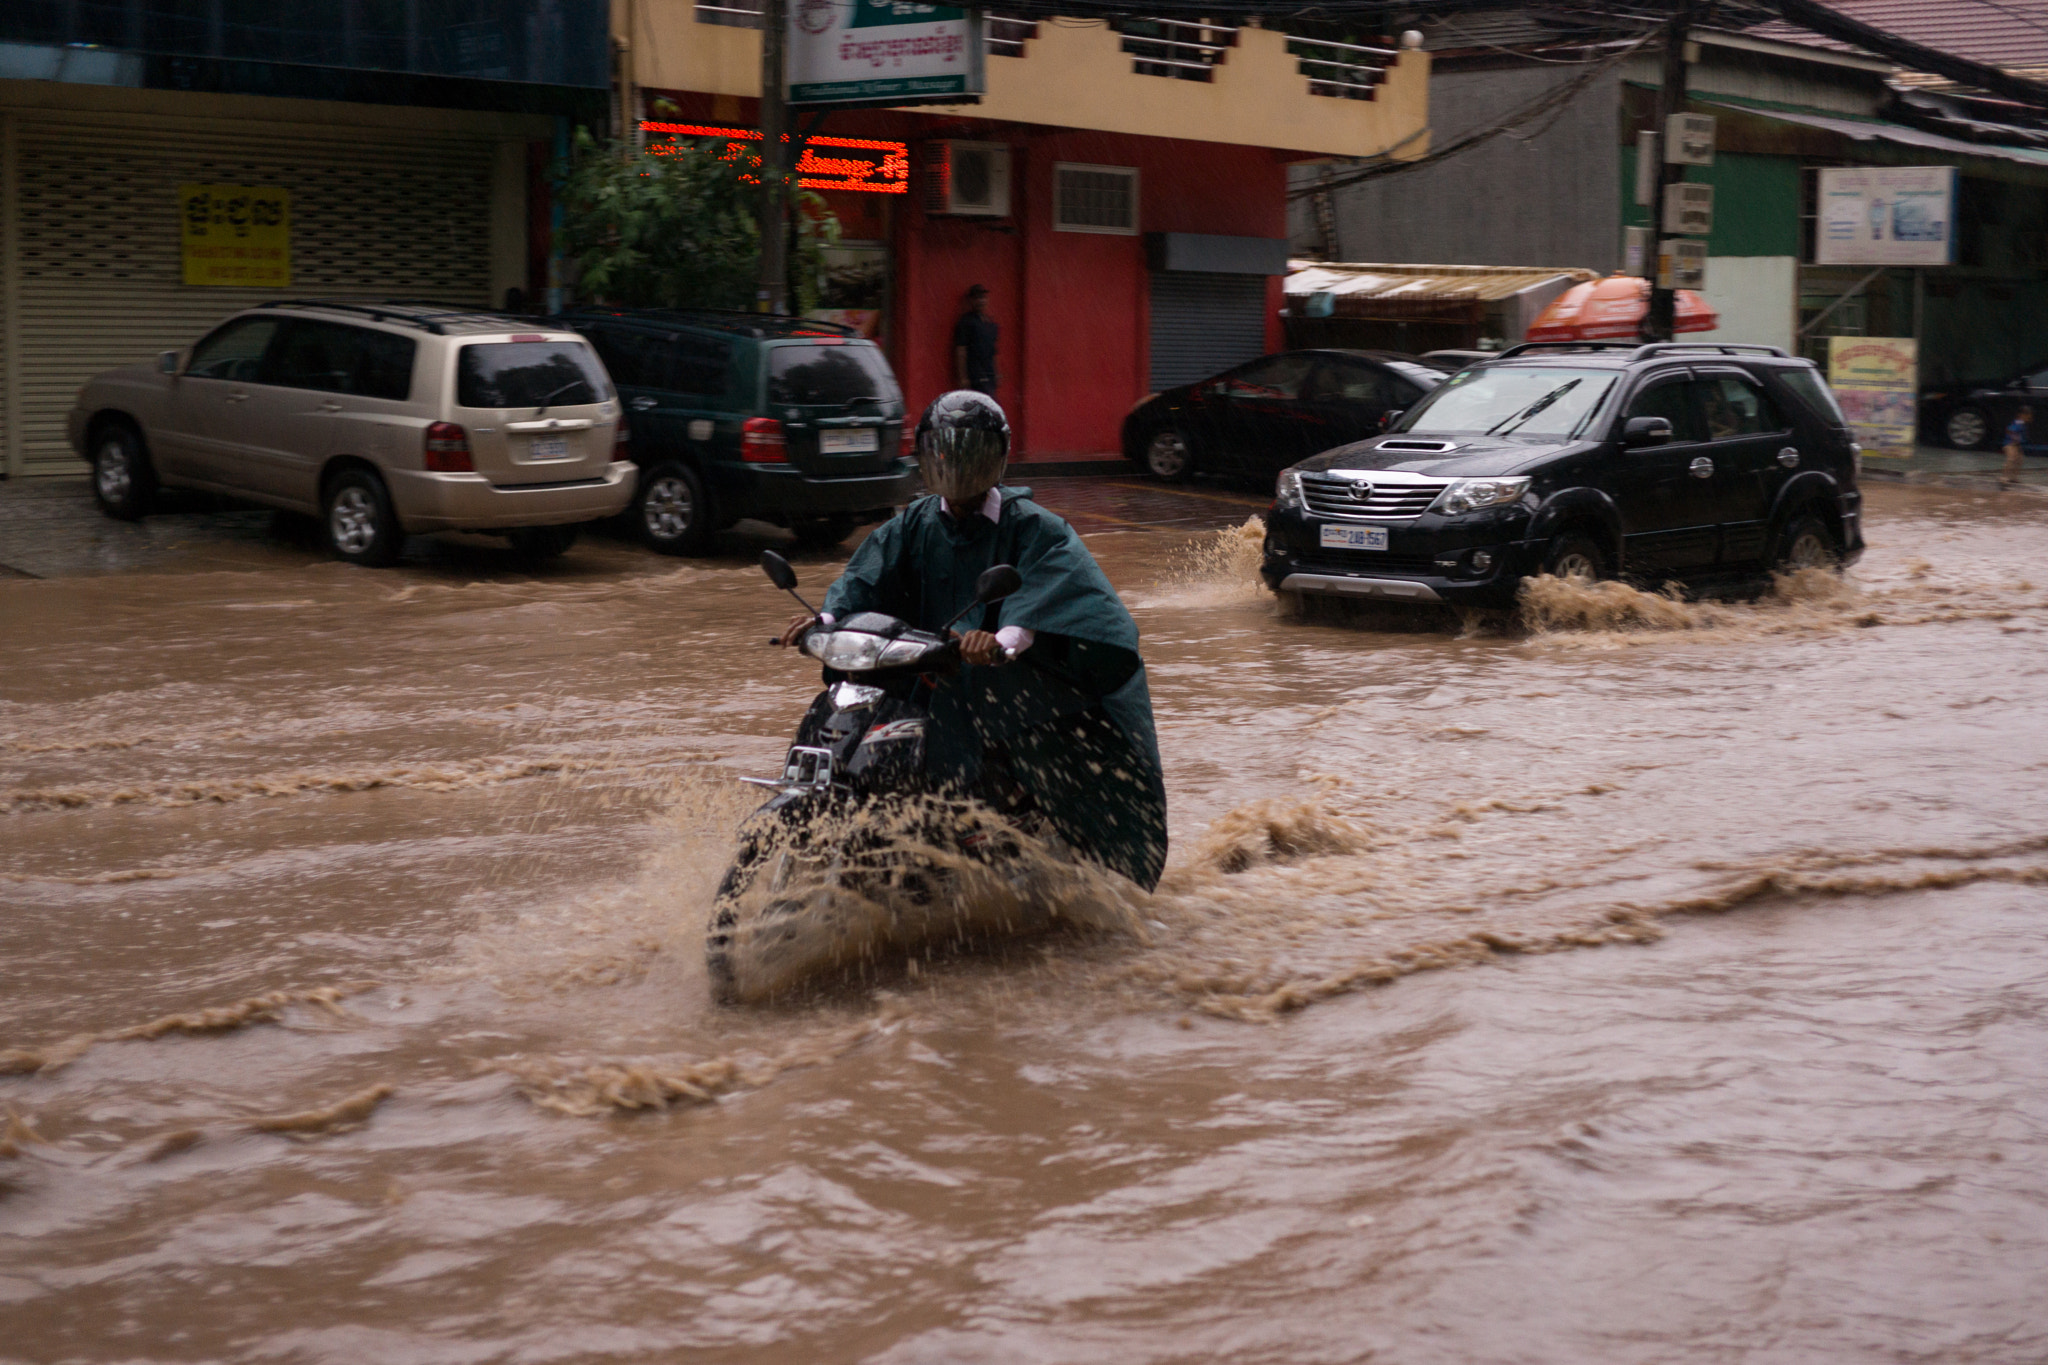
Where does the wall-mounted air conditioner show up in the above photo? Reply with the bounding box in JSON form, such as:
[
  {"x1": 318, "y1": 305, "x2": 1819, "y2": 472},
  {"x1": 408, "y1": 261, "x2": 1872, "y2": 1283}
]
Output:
[{"x1": 923, "y1": 140, "x2": 1012, "y2": 217}]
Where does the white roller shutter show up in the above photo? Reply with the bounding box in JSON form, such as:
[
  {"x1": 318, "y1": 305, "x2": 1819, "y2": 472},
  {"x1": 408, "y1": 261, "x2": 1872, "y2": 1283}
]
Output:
[
  {"x1": 8, "y1": 111, "x2": 497, "y2": 477},
  {"x1": 1148, "y1": 271, "x2": 1269, "y2": 391}
]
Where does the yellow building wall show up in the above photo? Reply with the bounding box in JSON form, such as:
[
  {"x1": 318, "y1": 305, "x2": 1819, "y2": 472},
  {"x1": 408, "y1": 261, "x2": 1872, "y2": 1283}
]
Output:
[{"x1": 620, "y1": 0, "x2": 1430, "y2": 161}]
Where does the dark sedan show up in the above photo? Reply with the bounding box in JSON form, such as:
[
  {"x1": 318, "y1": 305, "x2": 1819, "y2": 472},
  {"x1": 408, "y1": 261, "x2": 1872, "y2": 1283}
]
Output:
[
  {"x1": 1121, "y1": 349, "x2": 1445, "y2": 481},
  {"x1": 1922, "y1": 359, "x2": 2048, "y2": 450}
]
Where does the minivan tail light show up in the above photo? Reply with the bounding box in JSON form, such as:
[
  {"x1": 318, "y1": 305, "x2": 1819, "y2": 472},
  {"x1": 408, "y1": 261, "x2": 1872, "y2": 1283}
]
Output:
[
  {"x1": 743, "y1": 416, "x2": 788, "y2": 463},
  {"x1": 423, "y1": 421, "x2": 474, "y2": 472}
]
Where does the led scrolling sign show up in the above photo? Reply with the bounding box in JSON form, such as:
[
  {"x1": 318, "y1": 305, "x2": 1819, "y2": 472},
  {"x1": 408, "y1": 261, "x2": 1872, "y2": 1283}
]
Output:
[{"x1": 640, "y1": 121, "x2": 910, "y2": 195}]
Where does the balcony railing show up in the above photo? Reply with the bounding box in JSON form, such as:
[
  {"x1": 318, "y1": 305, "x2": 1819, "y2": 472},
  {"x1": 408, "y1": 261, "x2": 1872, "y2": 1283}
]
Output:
[
  {"x1": 1113, "y1": 16, "x2": 1237, "y2": 82},
  {"x1": 1286, "y1": 35, "x2": 1396, "y2": 100},
  {"x1": 986, "y1": 13, "x2": 1039, "y2": 57},
  {"x1": 695, "y1": 0, "x2": 763, "y2": 29}
]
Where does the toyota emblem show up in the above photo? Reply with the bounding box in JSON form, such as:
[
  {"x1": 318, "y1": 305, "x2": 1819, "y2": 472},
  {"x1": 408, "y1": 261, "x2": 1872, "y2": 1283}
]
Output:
[{"x1": 1347, "y1": 481, "x2": 1373, "y2": 501}]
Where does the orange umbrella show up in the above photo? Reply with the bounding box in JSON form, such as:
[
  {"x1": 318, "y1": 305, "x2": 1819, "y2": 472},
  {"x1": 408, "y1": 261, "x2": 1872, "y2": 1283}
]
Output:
[{"x1": 1524, "y1": 273, "x2": 1718, "y2": 342}]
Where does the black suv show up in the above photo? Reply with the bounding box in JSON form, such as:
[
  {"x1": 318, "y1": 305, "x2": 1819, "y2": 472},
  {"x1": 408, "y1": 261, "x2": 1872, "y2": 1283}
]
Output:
[
  {"x1": 564, "y1": 309, "x2": 919, "y2": 554},
  {"x1": 1261, "y1": 341, "x2": 1864, "y2": 608}
]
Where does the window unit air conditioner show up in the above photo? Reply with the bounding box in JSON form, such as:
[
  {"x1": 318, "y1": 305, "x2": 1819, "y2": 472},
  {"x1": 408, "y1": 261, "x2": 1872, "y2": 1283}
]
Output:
[{"x1": 923, "y1": 141, "x2": 1011, "y2": 217}]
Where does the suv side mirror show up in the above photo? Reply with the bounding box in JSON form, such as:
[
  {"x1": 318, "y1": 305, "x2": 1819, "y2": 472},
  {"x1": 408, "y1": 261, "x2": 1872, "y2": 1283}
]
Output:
[
  {"x1": 157, "y1": 350, "x2": 180, "y2": 376},
  {"x1": 1379, "y1": 409, "x2": 1405, "y2": 432},
  {"x1": 1623, "y1": 415, "x2": 1674, "y2": 447}
]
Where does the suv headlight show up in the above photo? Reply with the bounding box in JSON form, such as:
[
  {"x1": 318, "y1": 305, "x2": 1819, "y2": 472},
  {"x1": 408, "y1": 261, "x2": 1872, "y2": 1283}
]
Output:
[
  {"x1": 1275, "y1": 469, "x2": 1305, "y2": 510},
  {"x1": 1433, "y1": 477, "x2": 1530, "y2": 515}
]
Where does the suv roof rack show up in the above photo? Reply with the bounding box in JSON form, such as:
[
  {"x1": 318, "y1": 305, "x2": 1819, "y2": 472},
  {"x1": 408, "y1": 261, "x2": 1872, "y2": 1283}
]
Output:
[
  {"x1": 254, "y1": 299, "x2": 541, "y2": 336},
  {"x1": 1494, "y1": 339, "x2": 1791, "y2": 361},
  {"x1": 562, "y1": 305, "x2": 858, "y2": 339}
]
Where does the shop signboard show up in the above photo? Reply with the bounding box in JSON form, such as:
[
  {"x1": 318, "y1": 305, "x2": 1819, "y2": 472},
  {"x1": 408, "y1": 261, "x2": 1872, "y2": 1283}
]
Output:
[
  {"x1": 787, "y1": 0, "x2": 985, "y2": 106},
  {"x1": 179, "y1": 183, "x2": 290, "y2": 287},
  {"x1": 642, "y1": 122, "x2": 911, "y2": 194},
  {"x1": 1829, "y1": 336, "x2": 1918, "y2": 457},
  {"x1": 1816, "y1": 167, "x2": 1956, "y2": 267}
]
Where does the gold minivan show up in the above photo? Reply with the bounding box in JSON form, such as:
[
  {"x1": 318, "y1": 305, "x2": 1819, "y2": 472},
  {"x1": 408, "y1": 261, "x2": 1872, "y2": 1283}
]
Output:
[{"x1": 67, "y1": 301, "x2": 634, "y2": 565}]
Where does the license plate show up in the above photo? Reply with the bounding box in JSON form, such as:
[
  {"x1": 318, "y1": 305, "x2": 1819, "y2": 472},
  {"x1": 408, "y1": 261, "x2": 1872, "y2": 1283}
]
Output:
[
  {"x1": 820, "y1": 429, "x2": 878, "y2": 454},
  {"x1": 1320, "y1": 524, "x2": 1388, "y2": 551},
  {"x1": 529, "y1": 435, "x2": 571, "y2": 461}
]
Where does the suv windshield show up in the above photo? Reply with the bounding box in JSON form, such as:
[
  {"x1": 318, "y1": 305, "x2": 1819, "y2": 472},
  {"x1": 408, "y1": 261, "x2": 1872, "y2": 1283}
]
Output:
[
  {"x1": 457, "y1": 341, "x2": 611, "y2": 410},
  {"x1": 768, "y1": 343, "x2": 900, "y2": 407},
  {"x1": 1395, "y1": 366, "x2": 1619, "y2": 439}
]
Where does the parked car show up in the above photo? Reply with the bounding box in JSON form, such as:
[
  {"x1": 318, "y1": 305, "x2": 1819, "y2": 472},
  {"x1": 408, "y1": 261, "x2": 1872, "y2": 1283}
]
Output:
[
  {"x1": 1260, "y1": 341, "x2": 1864, "y2": 609},
  {"x1": 563, "y1": 309, "x2": 919, "y2": 554},
  {"x1": 1920, "y1": 360, "x2": 2048, "y2": 449},
  {"x1": 68, "y1": 301, "x2": 633, "y2": 565},
  {"x1": 1121, "y1": 348, "x2": 1445, "y2": 482}
]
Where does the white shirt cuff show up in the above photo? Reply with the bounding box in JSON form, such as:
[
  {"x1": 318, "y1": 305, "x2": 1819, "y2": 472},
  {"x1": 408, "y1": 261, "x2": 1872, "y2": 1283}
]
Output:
[{"x1": 994, "y1": 625, "x2": 1034, "y2": 656}]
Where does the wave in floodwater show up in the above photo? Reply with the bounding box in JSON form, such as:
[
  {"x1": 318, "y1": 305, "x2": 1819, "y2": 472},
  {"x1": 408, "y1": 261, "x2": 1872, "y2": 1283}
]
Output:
[{"x1": 1159, "y1": 517, "x2": 2048, "y2": 642}]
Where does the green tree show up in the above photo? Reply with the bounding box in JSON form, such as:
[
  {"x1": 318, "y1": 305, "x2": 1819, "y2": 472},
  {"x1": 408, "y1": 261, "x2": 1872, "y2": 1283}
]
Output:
[{"x1": 554, "y1": 127, "x2": 837, "y2": 313}]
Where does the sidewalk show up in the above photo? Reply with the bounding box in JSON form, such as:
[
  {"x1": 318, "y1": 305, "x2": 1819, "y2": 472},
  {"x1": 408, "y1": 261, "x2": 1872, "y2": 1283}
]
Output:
[{"x1": 1862, "y1": 443, "x2": 2048, "y2": 491}]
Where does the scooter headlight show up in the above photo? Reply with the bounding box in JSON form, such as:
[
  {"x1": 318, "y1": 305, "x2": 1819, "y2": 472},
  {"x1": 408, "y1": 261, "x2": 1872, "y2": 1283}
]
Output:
[
  {"x1": 1433, "y1": 476, "x2": 1531, "y2": 515},
  {"x1": 879, "y1": 638, "x2": 931, "y2": 667},
  {"x1": 807, "y1": 630, "x2": 889, "y2": 671}
]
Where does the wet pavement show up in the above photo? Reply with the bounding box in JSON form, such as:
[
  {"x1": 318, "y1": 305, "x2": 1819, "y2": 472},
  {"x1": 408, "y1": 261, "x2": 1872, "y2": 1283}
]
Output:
[{"x1": 4, "y1": 473, "x2": 2048, "y2": 1363}]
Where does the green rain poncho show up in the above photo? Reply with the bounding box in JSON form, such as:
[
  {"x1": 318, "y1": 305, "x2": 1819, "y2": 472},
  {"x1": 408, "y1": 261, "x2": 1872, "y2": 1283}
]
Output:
[{"x1": 821, "y1": 488, "x2": 1168, "y2": 890}]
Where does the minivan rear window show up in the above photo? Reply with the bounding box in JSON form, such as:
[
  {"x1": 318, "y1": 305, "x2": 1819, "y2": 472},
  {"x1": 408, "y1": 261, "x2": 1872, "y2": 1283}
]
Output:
[
  {"x1": 768, "y1": 343, "x2": 901, "y2": 407},
  {"x1": 457, "y1": 341, "x2": 612, "y2": 410}
]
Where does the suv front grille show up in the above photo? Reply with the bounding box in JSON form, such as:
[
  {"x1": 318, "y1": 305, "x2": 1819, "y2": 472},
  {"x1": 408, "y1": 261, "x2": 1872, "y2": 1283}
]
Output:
[{"x1": 1301, "y1": 475, "x2": 1446, "y2": 521}]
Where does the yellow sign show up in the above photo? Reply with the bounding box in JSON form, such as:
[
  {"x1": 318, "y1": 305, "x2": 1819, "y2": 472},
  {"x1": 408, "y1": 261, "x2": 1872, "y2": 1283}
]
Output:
[
  {"x1": 179, "y1": 184, "x2": 291, "y2": 288},
  {"x1": 1828, "y1": 336, "x2": 1918, "y2": 458}
]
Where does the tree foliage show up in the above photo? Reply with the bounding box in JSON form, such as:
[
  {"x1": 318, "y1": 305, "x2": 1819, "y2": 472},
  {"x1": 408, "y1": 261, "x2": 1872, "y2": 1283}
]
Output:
[{"x1": 554, "y1": 127, "x2": 838, "y2": 313}]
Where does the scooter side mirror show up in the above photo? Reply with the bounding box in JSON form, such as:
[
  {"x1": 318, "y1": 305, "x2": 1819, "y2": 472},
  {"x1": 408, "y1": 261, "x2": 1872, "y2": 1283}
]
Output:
[
  {"x1": 759, "y1": 550, "x2": 798, "y2": 591},
  {"x1": 975, "y1": 564, "x2": 1021, "y2": 604}
]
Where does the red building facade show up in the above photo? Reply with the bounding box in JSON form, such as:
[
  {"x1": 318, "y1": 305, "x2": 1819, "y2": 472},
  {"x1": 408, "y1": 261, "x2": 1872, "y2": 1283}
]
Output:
[{"x1": 645, "y1": 91, "x2": 1289, "y2": 465}]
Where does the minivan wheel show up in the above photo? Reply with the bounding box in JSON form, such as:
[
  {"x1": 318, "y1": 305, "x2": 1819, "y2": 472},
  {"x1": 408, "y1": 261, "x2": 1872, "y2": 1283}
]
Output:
[
  {"x1": 1776, "y1": 514, "x2": 1838, "y2": 573},
  {"x1": 323, "y1": 469, "x2": 404, "y2": 567},
  {"x1": 1542, "y1": 532, "x2": 1608, "y2": 583},
  {"x1": 508, "y1": 526, "x2": 578, "y2": 562},
  {"x1": 1139, "y1": 428, "x2": 1193, "y2": 482},
  {"x1": 636, "y1": 461, "x2": 711, "y2": 555},
  {"x1": 1945, "y1": 405, "x2": 1992, "y2": 450},
  {"x1": 91, "y1": 423, "x2": 155, "y2": 521}
]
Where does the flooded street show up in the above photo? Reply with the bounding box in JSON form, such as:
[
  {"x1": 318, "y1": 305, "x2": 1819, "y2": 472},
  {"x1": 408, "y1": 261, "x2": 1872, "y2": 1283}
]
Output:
[{"x1": 5, "y1": 479, "x2": 2048, "y2": 1363}]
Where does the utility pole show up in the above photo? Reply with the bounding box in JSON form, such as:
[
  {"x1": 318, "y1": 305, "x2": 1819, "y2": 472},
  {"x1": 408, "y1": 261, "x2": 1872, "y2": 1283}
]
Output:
[
  {"x1": 1642, "y1": 3, "x2": 1696, "y2": 343},
  {"x1": 757, "y1": 0, "x2": 790, "y2": 314}
]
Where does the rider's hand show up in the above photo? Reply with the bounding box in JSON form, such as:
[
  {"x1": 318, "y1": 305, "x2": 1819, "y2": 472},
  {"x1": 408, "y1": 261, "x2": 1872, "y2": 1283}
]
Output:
[
  {"x1": 955, "y1": 629, "x2": 1007, "y2": 666},
  {"x1": 779, "y1": 613, "x2": 818, "y2": 647}
]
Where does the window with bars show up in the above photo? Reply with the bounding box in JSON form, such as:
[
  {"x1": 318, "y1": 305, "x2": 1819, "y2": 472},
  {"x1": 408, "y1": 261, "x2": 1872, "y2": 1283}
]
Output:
[
  {"x1": 695, "y1": 0, "x2": 763, "y2": 29},
  {"x1": 1054, "y1": 164, "x2": 1139, "y2": 235}
]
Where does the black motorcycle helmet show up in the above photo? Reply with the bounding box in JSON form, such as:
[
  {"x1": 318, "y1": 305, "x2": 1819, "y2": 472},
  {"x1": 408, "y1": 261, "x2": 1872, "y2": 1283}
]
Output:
[{"x1": 915, "y1": 390, "x2": 1011, "y2": 503}]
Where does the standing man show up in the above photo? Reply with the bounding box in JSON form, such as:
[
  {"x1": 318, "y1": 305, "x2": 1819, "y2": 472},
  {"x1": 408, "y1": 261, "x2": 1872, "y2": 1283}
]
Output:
[
  {"x1": 953, "y1": 284, "x2": 999, "y2": 397},
  {"x1": 2003, "y1": 405, "x2": 2032, "y2": 490}
]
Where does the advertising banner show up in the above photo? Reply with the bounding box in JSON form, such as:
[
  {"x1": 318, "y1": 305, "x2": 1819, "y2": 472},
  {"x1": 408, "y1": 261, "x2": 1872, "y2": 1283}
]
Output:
[
  {"x1": 1829, "y1": 336, "x2": 1918, "y2": 457},
  {"x1": 179, "y1": 184, "x2": 290, "y2": 287},
  {"x1": 1816, "y1": 167, "x2": 1956, "y2": 267},
  {"x1": 788, "y1": 0, "x2": 985, "y2": 106}
]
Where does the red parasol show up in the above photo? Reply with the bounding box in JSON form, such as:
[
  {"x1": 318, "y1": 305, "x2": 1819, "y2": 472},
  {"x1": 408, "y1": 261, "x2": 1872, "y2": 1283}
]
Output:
[{"x1": 1524, "y1": 273, "x2": 1719, "y2": 342}]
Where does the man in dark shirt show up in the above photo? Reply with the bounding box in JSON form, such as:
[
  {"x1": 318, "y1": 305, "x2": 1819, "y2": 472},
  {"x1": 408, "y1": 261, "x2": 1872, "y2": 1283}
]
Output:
[{"x1": 952, "y1": 283, "x2": 999, "y2": 396}]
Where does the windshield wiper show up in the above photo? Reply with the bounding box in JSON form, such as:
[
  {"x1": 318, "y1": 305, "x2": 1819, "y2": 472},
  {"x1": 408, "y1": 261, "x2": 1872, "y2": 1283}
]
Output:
[
  {"x1": 534, "y1": 379, "x2": 585, "y2": 415},
  {"x1": 1487, "y1": 378, "x2": 1582, "y2": 436}
]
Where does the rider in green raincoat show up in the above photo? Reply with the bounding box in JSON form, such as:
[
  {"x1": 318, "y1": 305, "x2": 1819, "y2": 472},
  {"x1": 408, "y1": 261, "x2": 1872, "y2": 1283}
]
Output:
[{"x1": 781, "y1": 391, "x2": 1167, "y2": 890}]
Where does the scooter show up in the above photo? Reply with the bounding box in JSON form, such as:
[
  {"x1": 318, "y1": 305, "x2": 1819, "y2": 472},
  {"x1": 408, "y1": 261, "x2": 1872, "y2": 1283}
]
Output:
[{"x1": 707, "y1": 550, "x2": 1038, "y2": 1004}]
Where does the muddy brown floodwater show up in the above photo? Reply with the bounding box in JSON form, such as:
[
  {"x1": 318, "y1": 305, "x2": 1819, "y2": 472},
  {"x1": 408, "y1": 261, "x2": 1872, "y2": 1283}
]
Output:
[{"x1": 4, "y1": 481, "x2": 2048, "y2": 1364}]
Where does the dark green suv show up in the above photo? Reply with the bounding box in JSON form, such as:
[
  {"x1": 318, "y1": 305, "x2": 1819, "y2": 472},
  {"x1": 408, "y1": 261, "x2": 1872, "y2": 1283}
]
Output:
[{"x1": 565, "y1": 309, "x2": 918, "y2": 554}]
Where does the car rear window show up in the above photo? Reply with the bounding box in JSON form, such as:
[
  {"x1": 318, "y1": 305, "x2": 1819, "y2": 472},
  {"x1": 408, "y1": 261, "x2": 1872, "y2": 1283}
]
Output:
[
  {"x1": 767, "y1": 342, "x2": 900, "y2": 407},
  {"x1": 457, "y1": 341, "x2": 611, "y2": 410},
  {"x1": 1775, "y1": 367, "x2": 1849, "y2": 427}
]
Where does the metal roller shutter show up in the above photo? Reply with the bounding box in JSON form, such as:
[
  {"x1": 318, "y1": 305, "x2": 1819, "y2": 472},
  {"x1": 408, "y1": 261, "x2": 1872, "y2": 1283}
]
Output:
[
  {"x1": 10, "y1": 112, "x2": 496, "y2": 477},
  {"x1": 1148, "y1": 271, "x2": 1269, "y2": 391}
]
